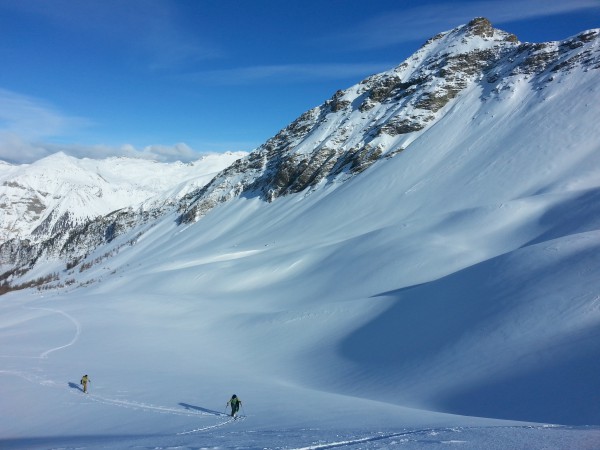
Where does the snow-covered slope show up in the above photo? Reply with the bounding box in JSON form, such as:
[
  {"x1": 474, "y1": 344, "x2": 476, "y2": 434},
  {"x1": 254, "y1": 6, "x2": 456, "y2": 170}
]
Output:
[
  {"x1": 0, "y1": 151, "x2": 246, "y2": 243},
  {"x1": 177, "y1": 19, "x2": 600, "y2": 225},
  {"x1": 1, "y1": 19, "x2": 600, "y2": 449}
]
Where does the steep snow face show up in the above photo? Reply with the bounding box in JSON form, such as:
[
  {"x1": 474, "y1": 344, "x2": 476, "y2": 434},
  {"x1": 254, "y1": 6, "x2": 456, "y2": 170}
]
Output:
[
  {"x1": 178, "y1": 19, "x2": 520, "y2": 220},
  {"x1": 0, "y1": 151, "x2": 246, "y2": 243},
  {"x1": 180, "y1": 21, "x2": 600, "y2": 223}
]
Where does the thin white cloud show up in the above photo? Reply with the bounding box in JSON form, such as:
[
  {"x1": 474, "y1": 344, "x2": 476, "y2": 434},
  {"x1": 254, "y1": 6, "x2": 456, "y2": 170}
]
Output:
[
  {"x1": 0, "y1": 0, "x2": 219, "y2": 70},
  {"x1": 0, "y1": 133, "x2": 51, "y2": 164},
  {"x1": 0, "y1": 140, "x2": 213, "y2": 165},
  {"x1": 121, "y1": 143, "x2": 199, "y2": 162},
  {"x1": 474, "y1": 0, "x2": 600, "y2": 23},
  {"x1": 0, "y1": 88, "x2": 92, "y2": 163},
  {"x1": 62, "y1": 142, "x2": 251, "y2": 163},
  {"x1": 185, "y1": 62, "x2": 395, "y2": 85},
  {"x1": 0, "y1": 88, "x2": 86, "y2": 138},
  {"x1": 324, "y1": 0, "x2": 600, "y2": 50},
  {"x1": 0, "y1": 88, "x2": 207, "y2": 164}
]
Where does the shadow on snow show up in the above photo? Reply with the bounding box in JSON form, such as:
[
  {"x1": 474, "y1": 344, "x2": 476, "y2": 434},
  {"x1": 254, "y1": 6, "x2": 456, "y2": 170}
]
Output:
[
  {"x1": 179, "y1": 402, "x2": 228, "y2": 416},
  {"x1": 68, "y1": 382, "x2": 84, "y2": 393},
  {"x1": 338, "y1": 242, "x2": 600, "y2": 425}
]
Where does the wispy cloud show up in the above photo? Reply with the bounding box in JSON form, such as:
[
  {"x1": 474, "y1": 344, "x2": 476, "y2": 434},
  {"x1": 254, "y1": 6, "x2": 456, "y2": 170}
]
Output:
[
  {"x1": 0, "y1": 0, "x2": 219, "y2": 70},
  {"x1": 0, "y1": 139, "x2": 212, "y2": 165},
  {"x1": 323, "y1": 0, "x2": 600, "y2": 50},
  {"x1": 119, "y1": 143, "x2": 201, "y2": 162},
  {"x1": 49, "y1": 142, "x2": 205, "y2": 163},
  {"x1": 0, "y1": 89, "x2": 85, "y2": 138},
  {"x1": 0, "y1": 134, "x2": 50, "y2": 165},
  {"x1": 183, "y1": 62, "x2": 395, "y2": 85},
  {"x1": 0, "y1": 88, "x2": 92, "y2": 163},
  {"x1": 0, "y1": 88, "x2": 206, "y2": 164}
]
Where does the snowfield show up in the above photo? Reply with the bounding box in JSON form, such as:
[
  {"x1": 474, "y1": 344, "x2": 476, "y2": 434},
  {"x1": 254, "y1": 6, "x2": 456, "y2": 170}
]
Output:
[{"x1": 2, "y1": 24, "x2": 600, "y2": 449}]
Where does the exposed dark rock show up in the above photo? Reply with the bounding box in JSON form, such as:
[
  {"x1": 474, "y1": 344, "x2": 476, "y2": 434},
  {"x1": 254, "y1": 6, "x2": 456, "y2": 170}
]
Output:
[{"x1": 466, "y1": 17, "x2": 495, "y2": 39}]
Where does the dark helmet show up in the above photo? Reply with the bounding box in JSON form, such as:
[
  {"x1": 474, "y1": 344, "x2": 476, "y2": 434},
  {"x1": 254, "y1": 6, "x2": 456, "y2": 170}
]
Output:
[{"x1": 232, "y1": 394, "x2": 237, "y2": 398}]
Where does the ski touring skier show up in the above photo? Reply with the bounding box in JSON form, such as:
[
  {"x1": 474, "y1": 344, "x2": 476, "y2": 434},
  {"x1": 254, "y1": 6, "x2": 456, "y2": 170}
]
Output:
[
  {"x1": 80, "y1": 374, "x2": 90, "y2": 393},
  {"x1": 226, "y1": 394, "x2": 242, "y2": 417}
]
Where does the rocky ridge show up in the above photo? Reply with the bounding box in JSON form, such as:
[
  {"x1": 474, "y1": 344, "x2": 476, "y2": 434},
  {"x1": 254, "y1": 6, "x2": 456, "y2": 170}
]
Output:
[{"x1": 178, "y1": 18, "x2": 599, "y2": 223}]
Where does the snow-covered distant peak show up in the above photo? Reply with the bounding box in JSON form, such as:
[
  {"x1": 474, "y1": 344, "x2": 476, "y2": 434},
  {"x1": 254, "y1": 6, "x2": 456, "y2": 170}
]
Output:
[
  {"x1": 0, "y1": 151, "x2": 246, "y2": 243},
  {"x1": 2, "y1": 150, "x2": 247, "y2": 192}
]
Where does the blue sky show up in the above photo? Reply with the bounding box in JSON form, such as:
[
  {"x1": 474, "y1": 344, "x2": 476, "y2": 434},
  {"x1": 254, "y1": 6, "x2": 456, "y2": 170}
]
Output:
[{"x1": 0, "y1": 0, "x2": 598, "y2": 164}]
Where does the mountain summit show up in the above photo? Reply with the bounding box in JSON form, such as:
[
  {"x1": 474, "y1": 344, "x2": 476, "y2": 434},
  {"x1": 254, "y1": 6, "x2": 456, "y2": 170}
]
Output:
[{"x1": 177, "y1": 18, "x2": 598, "y2": 222}]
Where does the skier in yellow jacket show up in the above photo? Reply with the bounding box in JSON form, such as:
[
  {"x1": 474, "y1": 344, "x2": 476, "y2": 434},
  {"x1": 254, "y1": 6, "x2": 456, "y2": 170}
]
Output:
[
  {"x1": 80, "y1": 374, "x2": 90, "y2": 393},
  {"x1": 226, "y1": 394, "x2": 242, "y2": 417}
]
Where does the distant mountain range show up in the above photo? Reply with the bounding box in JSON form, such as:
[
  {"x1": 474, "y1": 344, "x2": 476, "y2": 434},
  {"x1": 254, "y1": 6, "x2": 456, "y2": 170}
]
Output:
[{"x1": 0, "y1": 151, "x2": 246, "y2": 243}]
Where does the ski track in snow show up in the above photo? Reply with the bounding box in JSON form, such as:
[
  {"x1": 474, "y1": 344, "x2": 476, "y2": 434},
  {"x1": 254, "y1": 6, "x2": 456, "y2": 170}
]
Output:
[
  {"x1": 0, "y1": 306, "x2": 81, "y2": 360},
  {"x1": 177, "y1": 415, "x2": 244, "y2": 434},
  {"x1": 0, "y1": 307, "x2": 81, "y2": 385},
  {"x1": 31, "y1": 307, "x2": 82, "y2": 359},
  {"x1": 0, "y1": 305, "x2": 588, "y2": 447},
  {"x1": 78, "y1": 389, "x2": 228, "y2": 419},
  {"x1": 287, "y1": 428, "x2": 440, "y2": 450},
  {"x1": 1, "y1": 304, "x2": 243, "y2": 437},
  {"x1": 69, "y1": 389, "x2": 246, "y2": 437},
  {"x1": 286, "y1": 425, "x2": 562, "y2": 450}
]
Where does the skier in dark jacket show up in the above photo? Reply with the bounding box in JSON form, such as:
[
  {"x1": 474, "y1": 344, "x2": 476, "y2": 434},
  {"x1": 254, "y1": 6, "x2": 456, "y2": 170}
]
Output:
[{"x1": 226, "y1": 394, "x2": 242, "y2": 417}]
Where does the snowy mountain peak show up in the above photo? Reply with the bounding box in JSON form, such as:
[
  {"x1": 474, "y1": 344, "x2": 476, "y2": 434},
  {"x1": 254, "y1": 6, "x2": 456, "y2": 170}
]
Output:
[
  {"x1": 179, "y1": 18, "x2": 599, "y2": 223},
  {"x1": 2, "y1": 18, "x2": 600, "y2": 285},
  {"x1": 417, "y1": 17, "x2": 518, "y2": 56}
]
